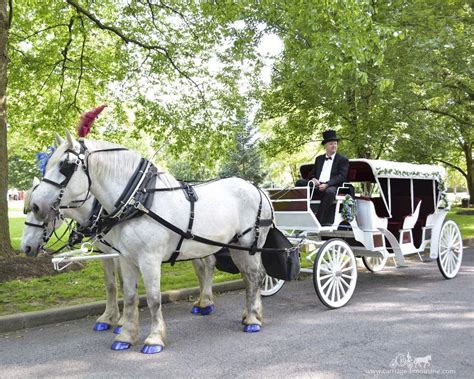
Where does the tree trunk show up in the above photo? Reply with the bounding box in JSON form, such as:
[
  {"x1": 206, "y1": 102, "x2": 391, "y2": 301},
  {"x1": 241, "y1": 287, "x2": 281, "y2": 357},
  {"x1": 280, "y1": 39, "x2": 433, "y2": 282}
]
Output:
[
  {"x1": 464, "y1": 143, "x2": 473, "y2": 205},
  {"x1": 0, "y1": 0, "x2": 13, "y2": 257}
]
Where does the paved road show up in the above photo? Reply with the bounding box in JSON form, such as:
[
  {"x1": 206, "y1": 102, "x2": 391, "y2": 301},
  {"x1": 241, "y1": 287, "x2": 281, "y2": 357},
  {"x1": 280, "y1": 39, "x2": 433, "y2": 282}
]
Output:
[{"x1": 1, "y1": 249, "x2": 473, "y2": 378}]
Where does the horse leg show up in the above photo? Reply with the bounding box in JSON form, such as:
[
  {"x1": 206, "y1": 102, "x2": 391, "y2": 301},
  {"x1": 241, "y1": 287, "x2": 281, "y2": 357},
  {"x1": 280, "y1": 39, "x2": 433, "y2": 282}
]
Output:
[
  {"x1": 139, "y1": 255, "x2": 166, "y2": 354},
  {"x1": 230, "y1": 250, "x2": 265, "y2": 332},
  {"x1": 94, "y1": 258, "x2": 120, "y2": 331},
  {"x1": 114, "y1": 258, "x2": 125, "y2": 333},
  {"x1": 191, "y1": 255, "x2": 216, "y2": 315},
  {"x1": 111, "y1": 257, "x2": 140, "y2": 350}
]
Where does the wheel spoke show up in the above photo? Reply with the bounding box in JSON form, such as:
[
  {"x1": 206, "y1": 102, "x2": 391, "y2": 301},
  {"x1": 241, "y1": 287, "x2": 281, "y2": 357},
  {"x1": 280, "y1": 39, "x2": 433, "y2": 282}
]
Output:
[
  {"x1": 448, "y1": 254, "x2": 454, "y2": 273},
  {"x1": 264, "y1": 276, "x2": 270, "y2": 291},
  {"x1": 341, "y1": 266, "x2": 354, "y2": 273},
  {"x1": 330, "y1": 280, "x2": 336, "y2": 302},
  {"x1": 340, "y1": 276, "x2": 350, "y2": 289},
  {"x1": 320, "y1": 276, "x2": 334, "y2": 291},
  {"x1": 335, "y1": 280, "x2": 341, "y2": 301},
  {"x1": 338, "y1": 251, "x2": 348, "y2": 269},
  {"x1": 441, "y1": 251, "x2": 449, "y2": 265},
  {"x1": 341, "y1": 273, "x2": 354, "y2": 280},
  {"x1": 320, "y1": 266, "x2": 332, "y2": 275},
  {"x1": 319, "y1": 273, "x2": 333, "y2": 281},
  {"x1": 325, "y1": 279, "x2": 335, "y2": 299},
  {"x1": 439, "y1": 247, "x2": 449, "y2": 257}
]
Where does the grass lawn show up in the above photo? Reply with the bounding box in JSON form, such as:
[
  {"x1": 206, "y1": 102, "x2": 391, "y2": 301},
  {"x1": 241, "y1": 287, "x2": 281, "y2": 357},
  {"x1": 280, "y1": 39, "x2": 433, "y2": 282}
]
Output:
[
  {"x1": 447, "y1": 207, "x2": 474, "y2": 240},
  {"x1": 1, "y1": 205, "x2": 471, "y2": 316}
]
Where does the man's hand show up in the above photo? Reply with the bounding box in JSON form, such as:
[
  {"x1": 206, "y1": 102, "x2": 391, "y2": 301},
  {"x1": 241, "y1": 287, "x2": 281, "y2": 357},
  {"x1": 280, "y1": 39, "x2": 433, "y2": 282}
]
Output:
[
  {"x1": 310, "y1": 178, "x2": 320, "y2": 186},
  {"x1": 318, "y1": 183, "x2": 329, "y2": 191}
]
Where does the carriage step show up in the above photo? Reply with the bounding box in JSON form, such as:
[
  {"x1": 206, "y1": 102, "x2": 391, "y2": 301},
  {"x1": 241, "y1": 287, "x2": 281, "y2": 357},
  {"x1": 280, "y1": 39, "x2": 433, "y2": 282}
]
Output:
[{"x1": 337, "y1": 224, "x2": 352, "y2": 231}]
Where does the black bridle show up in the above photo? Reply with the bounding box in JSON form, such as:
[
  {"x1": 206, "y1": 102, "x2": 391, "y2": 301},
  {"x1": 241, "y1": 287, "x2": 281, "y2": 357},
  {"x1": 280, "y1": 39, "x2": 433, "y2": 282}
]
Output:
[{"x1": 40, "y1": 140, "x2": 128, "y2": 211}]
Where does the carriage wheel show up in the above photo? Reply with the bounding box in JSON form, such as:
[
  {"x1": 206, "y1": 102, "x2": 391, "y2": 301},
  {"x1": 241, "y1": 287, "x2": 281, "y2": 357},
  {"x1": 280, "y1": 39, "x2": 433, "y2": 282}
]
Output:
[
  {"x1": 437, "y1": 220, "x2": 463, "y2": 279},
  {"x1": 362, "y1": 255, "x2": 388, "y2": 272},
  {"x1": 260, "y1": 274, "x2": 285, "y2": 297},
  {"x1": 313, "y1": 239, "x2": 357, "y2": 309}
]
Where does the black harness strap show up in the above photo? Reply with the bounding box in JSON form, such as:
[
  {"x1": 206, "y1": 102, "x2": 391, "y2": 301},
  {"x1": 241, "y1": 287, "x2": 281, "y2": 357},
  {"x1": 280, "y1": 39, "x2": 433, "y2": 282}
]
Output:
[
  {"x1": 168, "y1": 183, "x2": 197, "y2": 265},
  {"x1": 134, "y1": 202, "x2": 283, "y2": 255}
]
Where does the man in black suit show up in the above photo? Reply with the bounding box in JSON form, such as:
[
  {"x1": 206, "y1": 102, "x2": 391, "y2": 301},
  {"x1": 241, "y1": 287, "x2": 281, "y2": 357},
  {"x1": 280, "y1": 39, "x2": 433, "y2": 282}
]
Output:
[{"x1": 295, "y1": 130, "x2": 349, "y2": 225}]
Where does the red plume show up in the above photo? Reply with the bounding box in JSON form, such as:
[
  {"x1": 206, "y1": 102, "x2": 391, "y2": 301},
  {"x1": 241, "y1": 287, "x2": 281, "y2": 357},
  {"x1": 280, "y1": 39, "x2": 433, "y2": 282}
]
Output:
[{"x1": 78, "y1": 104, "x2": 107, "y2": 137}]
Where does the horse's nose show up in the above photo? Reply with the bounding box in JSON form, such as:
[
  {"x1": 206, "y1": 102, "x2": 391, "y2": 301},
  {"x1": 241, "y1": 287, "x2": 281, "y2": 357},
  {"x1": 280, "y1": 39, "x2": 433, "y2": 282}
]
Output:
[{"x1": 23, "y1": 245, "x2": 32, "y2": 256}]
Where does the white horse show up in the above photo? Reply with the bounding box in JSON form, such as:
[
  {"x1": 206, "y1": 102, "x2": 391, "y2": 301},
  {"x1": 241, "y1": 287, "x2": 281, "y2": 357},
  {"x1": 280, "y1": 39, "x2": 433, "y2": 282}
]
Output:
[
  {"x1": 21, "y1": 176, "x2": 123, "y2": 332},
  {"x1": 21, "y1": 174, "x2": 217, "y2": 333},
  {"x1": 29, "y1": 131, "x2": 273, "y2": 354}
]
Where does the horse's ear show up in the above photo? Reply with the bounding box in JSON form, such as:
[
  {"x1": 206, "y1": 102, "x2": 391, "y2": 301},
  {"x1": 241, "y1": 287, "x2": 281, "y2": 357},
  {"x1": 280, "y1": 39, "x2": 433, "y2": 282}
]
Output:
[
  {"x1": 65, "y1": 129, "x2": 76, "y2": 148},
  {"x1": 33, "y1": 177, "x2": 40, "y2": 186},
  {"x1": 55, "y1": 133, "x2": 64, "y2": 146}
]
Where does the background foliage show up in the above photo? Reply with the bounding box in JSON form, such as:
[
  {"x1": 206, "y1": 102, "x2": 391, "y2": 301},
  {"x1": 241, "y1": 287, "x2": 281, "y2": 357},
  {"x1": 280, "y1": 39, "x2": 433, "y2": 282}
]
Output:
[{"x1": 2, "y1": 1, "x2": 472, "y2": 256}]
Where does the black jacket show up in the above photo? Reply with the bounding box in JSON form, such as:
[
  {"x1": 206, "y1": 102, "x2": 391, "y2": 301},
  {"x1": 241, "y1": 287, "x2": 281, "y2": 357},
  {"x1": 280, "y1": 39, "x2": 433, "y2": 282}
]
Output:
[{"x1": 309, "y1": 152, "x2": 349, "y2": 187}]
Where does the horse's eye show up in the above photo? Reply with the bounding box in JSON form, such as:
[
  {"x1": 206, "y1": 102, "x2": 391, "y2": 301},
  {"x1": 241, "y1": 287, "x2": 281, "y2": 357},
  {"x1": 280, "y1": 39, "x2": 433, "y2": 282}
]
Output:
[{"x1": 32, "y1": 203, "x2": 40, "y2": 214}]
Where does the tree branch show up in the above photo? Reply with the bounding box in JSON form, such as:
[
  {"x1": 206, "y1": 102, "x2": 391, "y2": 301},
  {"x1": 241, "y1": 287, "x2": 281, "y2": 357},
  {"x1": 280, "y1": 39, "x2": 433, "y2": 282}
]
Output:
[
  {"x1": 70, "y1": 16, "x2": 86, "y2": 113},
  {"x1": 437, "y1": 159, "x2": 467, "y2": 179},
  {"x1": 7, "y1": 0, "x2": 12, "y2": 28},
  {"x1": 418, "y1": 107, "x2": 471, "y2": 126},
  {"x1": 65, "y1": 0, "x2": 205, "y2": 101},
  {"x1": 58, "y1": 17, "x2": 75, "y2": 109},
  {"x1": 15, "y1": 24, "x2": 70, "y2": 41}
]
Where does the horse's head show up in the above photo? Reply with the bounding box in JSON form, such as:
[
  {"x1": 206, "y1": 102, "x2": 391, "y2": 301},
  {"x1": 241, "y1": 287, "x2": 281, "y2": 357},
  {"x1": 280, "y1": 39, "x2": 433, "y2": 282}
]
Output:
[
  {"x1": 29, "y1": 131, "x2": 90, "y2": 222},
  {"x1": 21, "y1": 177, "x2": 63, "y2": 257}
]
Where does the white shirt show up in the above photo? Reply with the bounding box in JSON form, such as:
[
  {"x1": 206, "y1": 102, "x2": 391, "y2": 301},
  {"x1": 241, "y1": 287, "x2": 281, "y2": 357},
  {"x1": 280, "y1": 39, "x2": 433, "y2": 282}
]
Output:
[{"x1": 318, "y1": 153, "x2": 335, "y2": 183}]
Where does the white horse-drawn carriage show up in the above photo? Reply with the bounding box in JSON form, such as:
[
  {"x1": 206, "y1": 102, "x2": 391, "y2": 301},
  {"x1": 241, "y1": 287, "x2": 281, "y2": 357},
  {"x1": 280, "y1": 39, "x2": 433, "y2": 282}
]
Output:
[
  {"x1": 263, "y1": 159, "x2": 463, "y2": 308},
  {"x1": 23, "y1": 122, "x2": 463, "y2": 353}
]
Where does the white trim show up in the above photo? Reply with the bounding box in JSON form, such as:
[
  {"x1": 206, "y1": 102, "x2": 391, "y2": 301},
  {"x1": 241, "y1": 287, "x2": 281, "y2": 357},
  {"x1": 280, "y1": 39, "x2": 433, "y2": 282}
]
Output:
[{"x1": 350, "y1": 159, "x2": 446, "y2": 180}]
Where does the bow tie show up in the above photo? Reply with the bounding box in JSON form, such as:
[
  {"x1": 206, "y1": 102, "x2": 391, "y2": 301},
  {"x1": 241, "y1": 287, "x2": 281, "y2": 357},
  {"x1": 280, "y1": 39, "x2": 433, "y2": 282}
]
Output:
[{"x1": 325, "y1": 156, "x2": 332, "y2": 161}]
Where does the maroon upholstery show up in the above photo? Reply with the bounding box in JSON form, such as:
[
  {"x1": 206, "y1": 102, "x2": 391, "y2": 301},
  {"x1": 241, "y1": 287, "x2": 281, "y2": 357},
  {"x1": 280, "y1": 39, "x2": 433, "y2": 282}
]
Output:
[{"x1": 387, "y1": 197, "x2": 421, "y2": 236}]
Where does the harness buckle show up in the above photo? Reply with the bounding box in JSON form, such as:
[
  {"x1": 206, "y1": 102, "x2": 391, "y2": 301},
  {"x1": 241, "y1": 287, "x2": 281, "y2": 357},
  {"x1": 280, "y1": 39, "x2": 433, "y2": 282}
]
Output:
[{"x1": 134, "y1": 201, "x2": 149, "y2": 214}]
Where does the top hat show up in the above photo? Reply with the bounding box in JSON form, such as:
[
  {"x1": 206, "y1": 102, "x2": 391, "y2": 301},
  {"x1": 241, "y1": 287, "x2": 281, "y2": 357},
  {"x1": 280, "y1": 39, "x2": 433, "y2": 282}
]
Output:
[{"x1": 321, "y1": 130, "x2": 339, "y2": 145}]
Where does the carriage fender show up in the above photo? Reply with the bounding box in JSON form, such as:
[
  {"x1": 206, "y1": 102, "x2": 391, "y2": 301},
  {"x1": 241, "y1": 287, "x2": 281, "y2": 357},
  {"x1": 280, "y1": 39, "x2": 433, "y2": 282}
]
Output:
[{"x1": 429, "y1": 210, "x2": 448, "y2": 259}]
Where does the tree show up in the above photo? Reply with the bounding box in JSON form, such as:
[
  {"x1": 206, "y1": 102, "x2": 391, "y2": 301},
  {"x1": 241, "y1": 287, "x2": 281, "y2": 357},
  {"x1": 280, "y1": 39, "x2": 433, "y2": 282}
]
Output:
[
  {"x1": 8, "y1": 156, "x2": 40, "y2": 190},
  {"x1": 1, "y1": 1, "x2": 262, "y2": 255},
  {"x1": 219, "y1": 123, "x2": 266, "y2": 185},
  {"x1": 391, "y1": 1, "x2": 473, "y2": 202},
  {"x1": 0, "y1": 0, "x2": 13, "y2": 257},
  {"x1": 245, "y1": 1, "x2": 471, "y2": 199},
  {"x1": 253, "y1": 0, "x2": 404, "y2": 159}
]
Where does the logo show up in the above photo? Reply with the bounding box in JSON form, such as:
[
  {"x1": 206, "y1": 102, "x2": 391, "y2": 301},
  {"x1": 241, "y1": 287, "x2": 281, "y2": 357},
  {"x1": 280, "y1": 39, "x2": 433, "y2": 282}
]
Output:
[
  {"x1": 365, "y1": 352, "x2": 456, "y2": 376},
  {"x1": 390, "y1": 352, "x2": 432, "y2": 369}
]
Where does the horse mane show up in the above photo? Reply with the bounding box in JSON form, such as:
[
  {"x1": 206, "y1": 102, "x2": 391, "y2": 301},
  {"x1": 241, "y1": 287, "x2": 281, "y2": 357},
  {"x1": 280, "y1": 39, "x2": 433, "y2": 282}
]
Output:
[
  {"x1": 23, "y1": 186, "x2": 34, "y2": 213},
  {"x1": 85, "y1": 140, "x2": 180, "y2": 189},
  {"x1": 45, "y1": 138, "x2": 180, "y2": 191}
]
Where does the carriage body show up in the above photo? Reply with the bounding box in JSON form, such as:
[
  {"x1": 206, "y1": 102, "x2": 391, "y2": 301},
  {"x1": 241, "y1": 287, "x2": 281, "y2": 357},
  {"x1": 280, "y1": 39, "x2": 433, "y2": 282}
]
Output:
[{"x1": 265, "y1": 159, "x2": 463, "y2": 307}]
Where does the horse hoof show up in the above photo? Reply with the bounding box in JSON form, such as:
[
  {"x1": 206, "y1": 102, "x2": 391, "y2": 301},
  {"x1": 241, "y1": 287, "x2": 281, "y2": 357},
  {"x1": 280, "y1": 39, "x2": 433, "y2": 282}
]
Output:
[
  {"x1": 113, "y1": 326, "x2": 122, "y2": 334},
  {"x1": 191, "y1": 306, "x2": 201, "y2": 314},
  {"x1": 93, "y1": 322, "x2": 111, "y2": 331},
  {"x1": 141, "y1": 345, "x2": 164, "y2": 354},
  {"x1": 243, "y1": 324, "x2": 261, "y2": 333},
  {"x1": 200, "y1": 305, "x2": 214, "y2": 316},
  {"x1": 111, "y1": 341, "x2": 131, "y2": 351}
]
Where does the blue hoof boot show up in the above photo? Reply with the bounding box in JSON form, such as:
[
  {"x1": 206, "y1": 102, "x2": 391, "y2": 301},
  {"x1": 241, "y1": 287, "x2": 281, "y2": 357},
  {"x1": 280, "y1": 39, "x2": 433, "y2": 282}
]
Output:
[
  {"x1": 141, "y1": 344, "x2": 164, "y2": 354},
  {"x1": 93, "y1": 322, "x2": 111, "y2": 331},
  {"x1": 243, "y1": 324, "x2": 261, "y2": 333},
  {"x1": 111, "y1": 341, "x2": 131, "y2": 351},
  {"x1": 200, "y1": 305, "x2": 214, "y2": 316},
  {"x1": 113, "y1": 326, "x2": 122, "y2": 334},
  {"x1": 191, "y1": 306, "x2": 201, "y2": 314}
]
